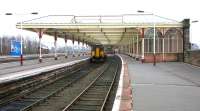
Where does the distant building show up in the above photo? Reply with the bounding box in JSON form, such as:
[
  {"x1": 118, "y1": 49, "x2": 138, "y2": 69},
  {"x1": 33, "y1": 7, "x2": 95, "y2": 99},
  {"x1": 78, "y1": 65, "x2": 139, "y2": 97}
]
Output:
[{"x1": 191, "y1": 43, "x2": 200, "y2": 50}]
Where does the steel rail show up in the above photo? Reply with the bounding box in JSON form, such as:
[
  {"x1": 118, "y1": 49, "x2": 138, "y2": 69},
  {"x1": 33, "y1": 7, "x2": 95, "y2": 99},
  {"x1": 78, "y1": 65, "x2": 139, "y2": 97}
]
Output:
[
  {"x1": 62, "y1": 63, "x2": 111, "y2": 111},
  {"x1": 100, "y1": 62, "x2": 119, "y2": 111},
  {"x1": 0, "y1": 61, "x2": 91, "y2": 111},
  {"x1": 20, "y1": 64, "x2": 94, "y2": 111},
  {"x1": 62, "y1": 59, "x2": 119, "y2": 111}
]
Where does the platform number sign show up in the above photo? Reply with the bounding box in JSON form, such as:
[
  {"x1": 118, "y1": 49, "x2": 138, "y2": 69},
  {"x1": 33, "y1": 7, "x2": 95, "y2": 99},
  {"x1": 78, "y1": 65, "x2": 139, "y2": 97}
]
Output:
[{"x1": 10, "y1": 40, "x2": 21, "y2": 56}]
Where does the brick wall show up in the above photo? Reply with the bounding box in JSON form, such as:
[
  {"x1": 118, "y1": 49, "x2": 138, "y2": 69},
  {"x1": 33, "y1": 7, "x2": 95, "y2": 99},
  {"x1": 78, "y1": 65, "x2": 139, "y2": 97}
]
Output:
[{"x1": 143, "y1": 53, "x2": 178, "y2": 63}]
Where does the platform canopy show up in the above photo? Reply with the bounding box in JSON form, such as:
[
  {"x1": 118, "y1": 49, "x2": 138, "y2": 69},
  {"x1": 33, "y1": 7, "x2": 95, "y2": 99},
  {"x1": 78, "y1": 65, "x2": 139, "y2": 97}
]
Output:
[{"x1": 16, "y1": 14, "x2": 183, "y2": 45}]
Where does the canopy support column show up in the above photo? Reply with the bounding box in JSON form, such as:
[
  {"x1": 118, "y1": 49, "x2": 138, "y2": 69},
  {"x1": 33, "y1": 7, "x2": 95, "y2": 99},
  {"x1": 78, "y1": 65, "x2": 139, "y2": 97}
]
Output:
[
  {"x1": 131, "y1": 37, "x2": 133, "y2": 57},
  {"x1": 136, "y1": 34, "x2": 139, "y2": 60},
  {"x1": 127, "y1": 44, "x2": 129, "y2": 55},
  {"x1": 162, "y1": 28, "x2": 165, "y2": 62},
  {"x1": 129, "y1": 38, "x2": 131, "y2": 56},
  {"x1": 153, "y1": 23, "x2": 156, "y2": 66},
  {"x1": 82, "y1": 39, "x2": 85, "y2": 56},
  {"x1": 54, "y1": 32, "x2": 58, "y2": 60},
  {"x1": 141, "y1": 28, "x2": 145, "y2": 63},
  {"x1": 132, "y1": 36, "x2": 135, "y2": 58},
  {"x1": 65, "y1": 34, "x2": 68, "y2": 58},
  {"x1": 78, "y1": 37, "x2": 80, "y2": 56},
  {"x1": 85, "y1": 41, "x2": 87, "y2": 56},
  {"x1": 38, "y1": 29, "x2": 43, "y2": 63},
  {"x1": 72, "y1": 36, "x2": 75, "y2": 57}
]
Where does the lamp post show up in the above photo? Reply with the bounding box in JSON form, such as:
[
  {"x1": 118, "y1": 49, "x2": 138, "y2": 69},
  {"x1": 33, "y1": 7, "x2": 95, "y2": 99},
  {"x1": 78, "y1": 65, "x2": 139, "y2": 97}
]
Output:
[{"x1": 5, "y1": 12, "x2": 38, "y2": 66}]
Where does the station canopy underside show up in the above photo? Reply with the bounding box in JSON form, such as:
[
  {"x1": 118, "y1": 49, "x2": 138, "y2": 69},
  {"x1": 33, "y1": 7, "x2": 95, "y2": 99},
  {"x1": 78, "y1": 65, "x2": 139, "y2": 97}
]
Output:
[{"x1": 17, "y1": 14, "x2": 183, "y2": 45}]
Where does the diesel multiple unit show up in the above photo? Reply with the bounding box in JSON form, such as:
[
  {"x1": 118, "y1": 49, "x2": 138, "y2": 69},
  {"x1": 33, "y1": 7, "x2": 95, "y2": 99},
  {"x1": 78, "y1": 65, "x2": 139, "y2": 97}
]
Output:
[{"x1": 90, "y1": 45, "x2": 106, "y2": 62}]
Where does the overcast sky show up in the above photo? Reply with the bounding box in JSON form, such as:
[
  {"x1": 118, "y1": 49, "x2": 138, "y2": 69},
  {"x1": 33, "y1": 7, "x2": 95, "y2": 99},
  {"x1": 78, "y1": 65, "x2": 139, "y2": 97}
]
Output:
[{"x1": 0, "y1": 0, "x2": 199, "y2": 46}]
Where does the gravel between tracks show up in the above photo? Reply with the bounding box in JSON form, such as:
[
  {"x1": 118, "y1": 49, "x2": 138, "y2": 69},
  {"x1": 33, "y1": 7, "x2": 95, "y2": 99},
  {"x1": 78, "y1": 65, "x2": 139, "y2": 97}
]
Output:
[{"x1": 31, "y1": 63, "x2": 109, "y2": 111}]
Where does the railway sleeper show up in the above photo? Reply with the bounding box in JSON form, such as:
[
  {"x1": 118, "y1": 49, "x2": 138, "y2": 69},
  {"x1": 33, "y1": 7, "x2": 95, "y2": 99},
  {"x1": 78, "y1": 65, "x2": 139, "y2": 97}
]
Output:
[
  {"x1": 75, "y1": 100, "x2": 103, "y2": 106},
  {"x1": 70, "y1": 104, "x2": 102, "y2": 111},
  {"x1": 82, "y1": 94, "x2": 106, "y2": 98},
  {"x1": 79, "y1": 97, "x2": 105, "y2": 101},
  {"x1": 87, "y1": 89, "x2": 109, "y2": 93}
]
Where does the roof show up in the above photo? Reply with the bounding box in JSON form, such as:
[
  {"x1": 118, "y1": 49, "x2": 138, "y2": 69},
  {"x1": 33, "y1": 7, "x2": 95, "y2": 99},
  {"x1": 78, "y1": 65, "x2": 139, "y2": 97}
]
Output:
[{"x1": 17, "y1": 14, "x2": 183, "y2": 45}]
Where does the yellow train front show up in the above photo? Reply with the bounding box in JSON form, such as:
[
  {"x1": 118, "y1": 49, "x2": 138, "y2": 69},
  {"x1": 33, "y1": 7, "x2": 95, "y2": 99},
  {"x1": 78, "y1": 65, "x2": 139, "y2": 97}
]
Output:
[{"x1": 90, "y1": 45, "x2": 106, "y2": 63}]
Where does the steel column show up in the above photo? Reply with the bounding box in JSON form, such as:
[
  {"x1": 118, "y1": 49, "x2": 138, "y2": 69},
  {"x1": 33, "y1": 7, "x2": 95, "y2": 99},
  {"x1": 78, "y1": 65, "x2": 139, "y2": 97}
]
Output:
[
  {"x1": 0, "y1": 37, "x2": 2, "y2": 55},
  {"x1": 162, "y1": 28, "x2": 165, "y2": 62},
  {"x1": 136, "y1": 34, "x2": 139, "y2": 60},
  {"x1": 153, "y1": 23, "x2": 156, "y2": 66},
  {"x1": 130, "y1": 37, "x2": 132, "y2": 56},
  {"x1": 65, "y1": 34, "x2": 68, "y2": 58},
  {"x1": 131, "y1": 37, "x2": 133, "y2": 56},
  {"x1": 168, "y1": 36, "x2": 170, "y2": 52},
  {"x1": 82, "y1": 39, "x2": 84, "y2": 56},
  {"x1": 54, "y1": 32, "x2": 58, "y2": 60},
  {"x1": 78, "y1": 37, "x2": 80, "y2": 56},
  {"x1": 129, "y1": 37, "x2": 131, "y2": 55},
  {"x1": 72, "y1": 36, "x2": 75, "y2": 57},
  {"x1": 177, "y1": 36, "x2": 179, "y2": 53},
  {"x1": 132, "y1": 36, "x2": 135, "y2": 57},
  {"x1": 141, "y1": 28, "x2": 144, "y2": 62},
  {"x1": 20, "y1": 20, "x2": 23, "y2": 66},
  {"x1": 39, "y1": 29, "x2": 43, "y2": 63}
]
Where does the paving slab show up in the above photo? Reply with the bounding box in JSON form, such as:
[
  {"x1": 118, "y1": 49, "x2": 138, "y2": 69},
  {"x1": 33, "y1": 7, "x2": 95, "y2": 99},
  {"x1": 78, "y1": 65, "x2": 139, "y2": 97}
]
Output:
[{"x1": 121, "y1": 54, "x2": 200, "y2": 111}]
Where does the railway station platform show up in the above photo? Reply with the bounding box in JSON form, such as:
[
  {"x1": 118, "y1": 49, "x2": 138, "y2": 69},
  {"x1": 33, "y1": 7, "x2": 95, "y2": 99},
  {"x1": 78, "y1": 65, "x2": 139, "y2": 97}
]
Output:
[
  {"x1": 0, "y1": 55, "x2": 89, "y2": 84},
  {"x1": 0, "y1": 53, "x2": 63, "y2": 63},
  {"x1": 120, "y1": 54, "x2": 200, "y2": 111}
]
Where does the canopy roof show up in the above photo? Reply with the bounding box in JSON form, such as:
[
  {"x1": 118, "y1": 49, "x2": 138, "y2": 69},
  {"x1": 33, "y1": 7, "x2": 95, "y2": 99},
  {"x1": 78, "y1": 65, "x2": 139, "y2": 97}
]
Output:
[{"x1": 16, "y1": 14, "x2": 183, "y2": 45}]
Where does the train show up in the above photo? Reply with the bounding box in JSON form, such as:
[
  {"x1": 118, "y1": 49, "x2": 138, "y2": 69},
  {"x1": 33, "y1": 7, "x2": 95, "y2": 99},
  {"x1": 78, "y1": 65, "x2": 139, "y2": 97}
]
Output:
[{"x1": 90, "y1": 44, "x2": 106, "y2": 63}]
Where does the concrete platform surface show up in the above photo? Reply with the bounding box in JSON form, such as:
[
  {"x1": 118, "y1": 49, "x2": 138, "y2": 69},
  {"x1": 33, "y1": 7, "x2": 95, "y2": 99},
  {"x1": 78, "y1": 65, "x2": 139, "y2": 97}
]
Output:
[
  {"x1": 0, "y1": 53, "x2": 66, "y2": 63},
  {"x1": 0, "y1": 55, "x2": 89, "y2": 83},
  {"x1": 121, "y1": 54, "x2": 200, "y2": 111}
]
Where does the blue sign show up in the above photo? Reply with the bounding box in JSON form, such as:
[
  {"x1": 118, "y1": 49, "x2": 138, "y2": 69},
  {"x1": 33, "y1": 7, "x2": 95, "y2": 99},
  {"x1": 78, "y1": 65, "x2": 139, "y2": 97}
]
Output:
[{"x1": 10, "y1": 40, "x2": 21, "y2": 56}]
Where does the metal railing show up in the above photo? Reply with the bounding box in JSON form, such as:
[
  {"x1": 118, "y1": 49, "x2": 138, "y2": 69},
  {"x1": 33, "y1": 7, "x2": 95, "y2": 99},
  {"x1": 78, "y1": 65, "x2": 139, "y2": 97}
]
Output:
[{"x1": 67, "y1": 13, "x2": 173, "y2": 24}]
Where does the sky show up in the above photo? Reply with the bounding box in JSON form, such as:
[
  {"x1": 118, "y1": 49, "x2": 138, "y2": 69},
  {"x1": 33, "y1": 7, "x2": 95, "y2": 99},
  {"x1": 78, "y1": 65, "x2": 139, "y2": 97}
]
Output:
[{"x1": 0, "y1": 0, "x2": 199, "y2": 47}]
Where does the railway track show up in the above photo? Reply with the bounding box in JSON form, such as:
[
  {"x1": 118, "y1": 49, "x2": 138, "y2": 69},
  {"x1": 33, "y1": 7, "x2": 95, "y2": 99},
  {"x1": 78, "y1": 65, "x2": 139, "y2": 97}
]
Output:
[
  {"x1": 0, "y1": 60, "x2": 101, "y2": 111},
  {"x1": 0, "y1": 60, "x2": 88, "y2": 106},
  {"x1": 62, "y1": 57, "x2": 119, "y2": 111},
  {"x1": 0, "y1": 56, "x2": 121, "y2": 111}
]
